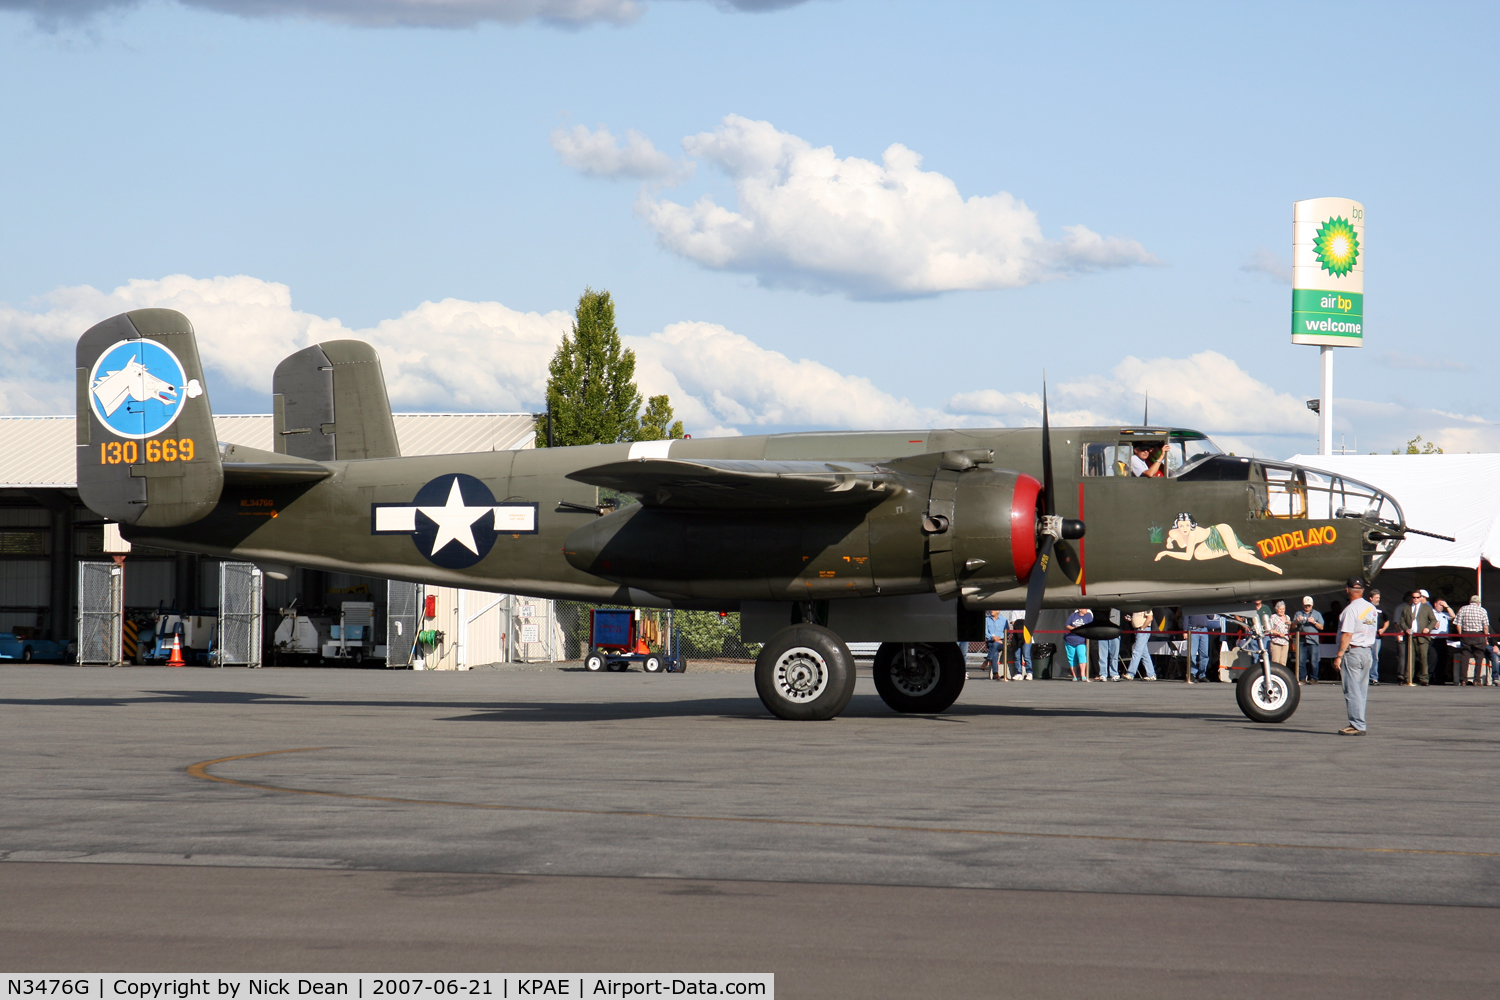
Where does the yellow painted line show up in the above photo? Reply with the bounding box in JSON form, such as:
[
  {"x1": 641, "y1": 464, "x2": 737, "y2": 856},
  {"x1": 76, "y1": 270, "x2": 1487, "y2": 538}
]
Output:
[{"x1": 187, "y1": 748, "x2": 1500, "y2": 859}]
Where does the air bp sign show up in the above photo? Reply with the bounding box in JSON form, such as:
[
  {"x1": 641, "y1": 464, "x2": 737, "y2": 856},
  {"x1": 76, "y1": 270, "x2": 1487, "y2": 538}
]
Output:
[
  {"x1": 88, "y1": 338, "x2": 202, "y2": 439},
  {"x1": 1292, "y1": 197, "x2": 1364, "y2": 347}
]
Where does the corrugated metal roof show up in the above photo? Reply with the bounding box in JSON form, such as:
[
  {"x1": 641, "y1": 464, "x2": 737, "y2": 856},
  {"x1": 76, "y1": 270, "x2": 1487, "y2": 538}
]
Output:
[
  {"x1": 213, "y1": 414, "x2": 275, "y2": 451},
  {"x1": 394, "y1": 413, "x2": 537, "y2": 455},
  {"x1": 0, "y1": 413, "x2": 536, "y2": 488},
  {"x1": 0, "y1": 416, "x2": 76, "y2": 487}
]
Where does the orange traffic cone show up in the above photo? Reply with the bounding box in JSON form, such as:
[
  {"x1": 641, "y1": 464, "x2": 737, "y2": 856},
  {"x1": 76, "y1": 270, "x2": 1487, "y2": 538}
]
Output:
[{"x1": 167, "y1": 631, "x2": 186, "y2": 667}]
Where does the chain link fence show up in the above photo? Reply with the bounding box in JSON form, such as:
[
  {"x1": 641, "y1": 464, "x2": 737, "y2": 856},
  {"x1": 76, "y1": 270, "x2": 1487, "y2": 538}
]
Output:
[
  {"x1": 216, "y1": 562, "x2": 263, "y2": 667},
  {"x1": 553, "y1": 601, "x2": 761, "y2": 662},
  {"x1": 77, "y1": 561, "x2": 121, "y2": 665}
]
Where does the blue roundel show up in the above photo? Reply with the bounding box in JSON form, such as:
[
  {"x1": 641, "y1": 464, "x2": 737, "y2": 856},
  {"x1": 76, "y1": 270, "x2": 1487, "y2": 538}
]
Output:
[
  {"x1": 412, "y1": 474, "x2": 498, "y2": 569},
  {"x1": 88, "y1": 339, "x2": 190, "y2": 439}
]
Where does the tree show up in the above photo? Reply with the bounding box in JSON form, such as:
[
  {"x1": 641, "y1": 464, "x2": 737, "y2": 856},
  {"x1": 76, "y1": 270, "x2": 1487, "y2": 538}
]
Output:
[
  {"x1": 537, "y1": 288, "x2": 687, "y2": 447},
  {"x1": 637, "y1": 394, "x2": 684, "y2": 441},
  {"x1": 1392, "y1": 435, "x2": 1443, "y2": 455},
  {"x1": 537, "y1": 288, "x2": 643, "y2": 447}
]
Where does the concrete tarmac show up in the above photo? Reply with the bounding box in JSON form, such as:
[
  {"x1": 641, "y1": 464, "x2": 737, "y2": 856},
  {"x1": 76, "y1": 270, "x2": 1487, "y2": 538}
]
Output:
[{"x1": 2, "y1": 664, "x2": 1497, "y2": 996}]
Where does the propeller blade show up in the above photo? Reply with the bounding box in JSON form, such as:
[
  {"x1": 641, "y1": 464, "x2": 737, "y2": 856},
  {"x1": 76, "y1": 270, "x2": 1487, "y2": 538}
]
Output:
[
  {"x1": 1053, "y1": 539, "x2": 1083, "y2": 586},
  {"x1": 1022, "y1": 534, "x2": 1054, "y2": 643},
  {"x1": 1040, "y1": 380, "x2": 1055, "y2": 518}
]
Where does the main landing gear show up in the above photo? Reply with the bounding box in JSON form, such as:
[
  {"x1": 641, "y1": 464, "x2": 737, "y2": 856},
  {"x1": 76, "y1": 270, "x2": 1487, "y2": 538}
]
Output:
[
  {"x1": 872, "y1": 642, "x2": 967, "y2": 714},
  {"x1": 754, "y1": 624, "x2": 857, "y2": 721},
  {"x1": 753, "y1": 626, "x2": 970, "y2": 721}
]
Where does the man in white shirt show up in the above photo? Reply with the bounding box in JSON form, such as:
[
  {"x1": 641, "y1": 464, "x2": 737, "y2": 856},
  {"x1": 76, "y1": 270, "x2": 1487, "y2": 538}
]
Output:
[
  {"x1": 1333, "y1": 576, "x2": 1380, "y2": 735},
  {"x1": 1128, "y1": 442, "x2": 1166, "y2": 477}
]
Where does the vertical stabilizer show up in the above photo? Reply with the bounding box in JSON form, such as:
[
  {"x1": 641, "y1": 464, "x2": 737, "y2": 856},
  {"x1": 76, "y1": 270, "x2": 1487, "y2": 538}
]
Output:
[
  {"x1": 272, "y1": 340, "x2": 400, "y2": 461},
  {"x1": 76, "y1": 309, "x2": 223, "y2": 526}
]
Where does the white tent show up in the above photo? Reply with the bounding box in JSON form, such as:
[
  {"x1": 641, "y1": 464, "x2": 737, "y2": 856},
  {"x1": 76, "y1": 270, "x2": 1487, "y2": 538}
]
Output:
[{"x1": 1287, "y1": 454, "x2": 1500, "y2": 570}]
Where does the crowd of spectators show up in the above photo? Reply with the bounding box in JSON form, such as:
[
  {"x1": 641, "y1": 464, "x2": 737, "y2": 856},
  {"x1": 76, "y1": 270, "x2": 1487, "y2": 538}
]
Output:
[{"x1": 980, "y1": 592, "x2": 1500, "y2": 685}]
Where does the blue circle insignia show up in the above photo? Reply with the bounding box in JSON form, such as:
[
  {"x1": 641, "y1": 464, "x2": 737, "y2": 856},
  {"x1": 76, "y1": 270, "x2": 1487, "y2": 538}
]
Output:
[
  {"x1": 412, "y1": 474, "x2": 498, "y2": 569},
  {"x1": 88, "y1": 339, "x2": 190, "y2": 439}
]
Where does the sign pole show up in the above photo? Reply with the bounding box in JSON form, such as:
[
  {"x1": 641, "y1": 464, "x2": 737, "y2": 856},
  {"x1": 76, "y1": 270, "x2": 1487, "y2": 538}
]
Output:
[{"x1": 1319, "y1": 346, "x2": 1334, "y2": 455}]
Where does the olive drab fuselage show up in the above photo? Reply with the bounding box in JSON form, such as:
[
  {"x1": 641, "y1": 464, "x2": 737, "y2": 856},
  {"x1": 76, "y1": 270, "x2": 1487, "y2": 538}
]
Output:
[{"x1": 121, "y1": 426, "x2": 1397, "y2": 613}]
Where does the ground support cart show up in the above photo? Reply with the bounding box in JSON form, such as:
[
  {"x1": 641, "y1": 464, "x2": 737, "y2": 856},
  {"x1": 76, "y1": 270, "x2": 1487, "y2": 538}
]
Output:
[{"x1": 583, "y1": 608, "x2": 685, "y2": 673}]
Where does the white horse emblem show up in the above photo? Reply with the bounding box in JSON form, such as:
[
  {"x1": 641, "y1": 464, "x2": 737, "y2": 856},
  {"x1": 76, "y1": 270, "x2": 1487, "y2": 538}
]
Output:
[{"x1": 91, "y1": 354, "x2": 179, "y2": 416}]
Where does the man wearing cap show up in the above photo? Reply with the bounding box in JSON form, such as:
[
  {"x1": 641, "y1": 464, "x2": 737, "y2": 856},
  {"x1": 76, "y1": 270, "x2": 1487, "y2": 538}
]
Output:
[
  {"x1": 1292, "y1": 597, "x2": 1324, "y2": 684},
  {"x1": 1393, "y1": 590, "x2": 1437, "y2": 685},
  {"x1": 1455, "y1": 596, "x2": 1491, "y2": 686},
  {"x1": 1129, "y1": 441, "x2": 1167, "y2": 477},
  {"x1": 1332, "y1": 576, "x2": 1380, "y2": 734}
]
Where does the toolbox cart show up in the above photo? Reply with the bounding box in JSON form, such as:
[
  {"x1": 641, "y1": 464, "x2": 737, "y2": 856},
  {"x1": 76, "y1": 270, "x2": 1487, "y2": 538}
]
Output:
[{"x1": 583, "y1": 608, "x2": 685, "y2": 673}]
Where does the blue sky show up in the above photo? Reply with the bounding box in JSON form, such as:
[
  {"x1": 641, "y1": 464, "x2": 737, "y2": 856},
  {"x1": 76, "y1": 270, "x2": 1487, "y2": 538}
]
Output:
[{"x1": 1, "y1": 0, "x2": 1495, "y2": 456}]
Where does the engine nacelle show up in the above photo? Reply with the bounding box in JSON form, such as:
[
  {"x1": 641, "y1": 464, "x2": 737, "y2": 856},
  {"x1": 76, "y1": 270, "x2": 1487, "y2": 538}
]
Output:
[
  {"x1": 562, "y1": 465, "x2": 1043, "y2": 602},
  {"x1": 933, "y1": 468, "x2": 1041, "y2": 596}
]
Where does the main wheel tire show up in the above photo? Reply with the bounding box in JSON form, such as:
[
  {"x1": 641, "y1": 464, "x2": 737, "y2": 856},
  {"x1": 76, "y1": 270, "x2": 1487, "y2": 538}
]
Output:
[
  {"x1": 21, "y1": 647, "x2": 33, "y2": 663},
  {"x1": 643, "y1": 655, "x2": 663, "y2": 673},
  {"x1": 1236, "y1": 663, "x2": 1300, "y2": 723},
  {"x1": 872, "y1": 642, "x2": 967, "y2": 714},
  {"x1": 754, "y1": 624, "x2": 857, "y2": 721},
  {"x1": 584, "y1": 651, "x2": 605, "y2": 672}
]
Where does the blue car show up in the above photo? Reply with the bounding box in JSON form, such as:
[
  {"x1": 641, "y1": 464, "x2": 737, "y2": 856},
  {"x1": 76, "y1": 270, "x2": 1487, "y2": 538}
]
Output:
[{"x1": 0, "y1": 630, "x2": 74, "y2": 663}]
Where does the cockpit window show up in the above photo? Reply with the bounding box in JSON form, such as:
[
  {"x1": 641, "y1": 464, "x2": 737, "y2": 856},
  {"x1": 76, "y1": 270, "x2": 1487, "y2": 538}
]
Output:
[
  {"x1": 1082, "y1": 432, "x2": 1224, "y2": 478},
  {"x1": 1171, "y1": 432, "x2": 1223, "y2": 476}
]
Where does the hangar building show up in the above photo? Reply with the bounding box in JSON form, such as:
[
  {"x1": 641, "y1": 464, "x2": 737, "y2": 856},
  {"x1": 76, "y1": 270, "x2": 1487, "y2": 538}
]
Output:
[{"x1": 0, "y1": 412, "x2": 559, "y2": 668}]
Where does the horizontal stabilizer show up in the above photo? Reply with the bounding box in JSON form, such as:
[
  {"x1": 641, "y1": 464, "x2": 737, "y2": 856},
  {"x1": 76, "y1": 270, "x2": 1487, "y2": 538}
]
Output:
[
  {"x1": 568, "y1": 458, "x2": 902, "y2": 509},
  {"x1": 220, "y1": 442, "x2": 332, "y2": 486}
]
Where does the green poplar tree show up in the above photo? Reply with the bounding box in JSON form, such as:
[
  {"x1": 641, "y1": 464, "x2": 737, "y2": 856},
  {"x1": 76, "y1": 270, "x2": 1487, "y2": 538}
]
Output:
[
  {"x1": 637, "y1": 394, "x2": 684, "y2": 441},
  {"x1": 537, "y1": 288, "x2": 687, "y2": 447},
  {"x1": 538, "y1": 288, "x2": 643, "y2": 447}
]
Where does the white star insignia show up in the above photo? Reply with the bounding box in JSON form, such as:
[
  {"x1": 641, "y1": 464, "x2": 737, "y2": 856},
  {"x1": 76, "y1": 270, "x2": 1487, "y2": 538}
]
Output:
[{"x1": 418, "y1": 477, "x2": 490, "y2": 555}]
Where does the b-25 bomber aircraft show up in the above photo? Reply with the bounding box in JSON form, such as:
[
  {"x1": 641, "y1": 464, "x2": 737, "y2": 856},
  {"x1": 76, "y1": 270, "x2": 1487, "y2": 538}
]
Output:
[{"x1": 77, "y1": 309, "x2": 1411, "y2": 725}]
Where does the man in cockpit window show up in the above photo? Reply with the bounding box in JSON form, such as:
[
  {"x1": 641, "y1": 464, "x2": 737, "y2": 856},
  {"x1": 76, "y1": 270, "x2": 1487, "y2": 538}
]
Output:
[{"x1": 1129, "y1": 441, "x2": 1166, "y2": 477}]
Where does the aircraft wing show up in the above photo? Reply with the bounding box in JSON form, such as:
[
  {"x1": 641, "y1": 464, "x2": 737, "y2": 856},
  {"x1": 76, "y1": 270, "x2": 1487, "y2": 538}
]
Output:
[{"x1": 567, "y1": 458, "x2": 902, "y2": 509}]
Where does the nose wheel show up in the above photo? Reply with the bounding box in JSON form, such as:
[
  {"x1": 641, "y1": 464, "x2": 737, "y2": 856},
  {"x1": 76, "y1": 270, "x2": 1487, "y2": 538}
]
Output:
[{"x1": 1236, "y1": 662, "x2": 1300, "y2": 723}]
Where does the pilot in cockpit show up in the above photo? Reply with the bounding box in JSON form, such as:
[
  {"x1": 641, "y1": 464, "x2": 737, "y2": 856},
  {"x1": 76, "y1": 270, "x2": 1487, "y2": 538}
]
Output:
[{"x1": 1129, "y1": 441, "x2": 1167, "y2": 477}]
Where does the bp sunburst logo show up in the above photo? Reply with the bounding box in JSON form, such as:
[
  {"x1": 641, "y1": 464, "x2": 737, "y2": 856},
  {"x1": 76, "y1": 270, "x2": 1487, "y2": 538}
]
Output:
[{"x1": 1313, "y1": 216, "x2": 1360, "y2": 277}]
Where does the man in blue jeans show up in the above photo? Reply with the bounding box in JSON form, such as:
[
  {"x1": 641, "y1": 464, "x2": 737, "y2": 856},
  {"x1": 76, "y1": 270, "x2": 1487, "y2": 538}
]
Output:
[
  {"x1": 1125, "y1": 609, "x2": 1157, "y2": 679},
  {"x1": 1009, "y1": 611, "x2": 1032, "y2": 679},
  {"x1": 1333, "y1": 576, "x2": 1379, "y2": 734},
  {"x1": 1097, "y1": 609, "x2": 1122, "y2": 681},
  {"x1": 1294, "y1": 597, "x2": 1324, "y2": 684},
  {"x1": 984, "y1": 610, "x2": 1007, "y2": 680},
  {"x1": 1185, "y1": 612, "x2": 1221, "y2": 682},
  {"x1": 1065, "y1": 608, "x2": 1094, "y2": 681}
]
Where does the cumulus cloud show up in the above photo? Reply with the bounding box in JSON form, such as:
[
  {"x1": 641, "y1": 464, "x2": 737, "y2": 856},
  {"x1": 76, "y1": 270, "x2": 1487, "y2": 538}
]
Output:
[
  {"x1": 550, "y1": 125, "x2": 689, "y2": 182},
  {"x1": 945, "y1": 351, "x2": 1500, "y2": 458},
  {"x1": 629, "y1": 321, "x2": 945, "y2": 434},
  {"x1": 1241, "y1": 247, "x2": 1292, "y2": 284},
  {"x1": 632, "y1": 115, "x2": 1157, "y2": 298},
  {"x1": 0, "y1": 275, "x2": 571, "y2": 417},
  {"x1": 6, "y1": 274, "x2": 1494, "y2": 456},
  {"x1": 0, "y1": 274, "x2": 938, "y2": 436}
]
